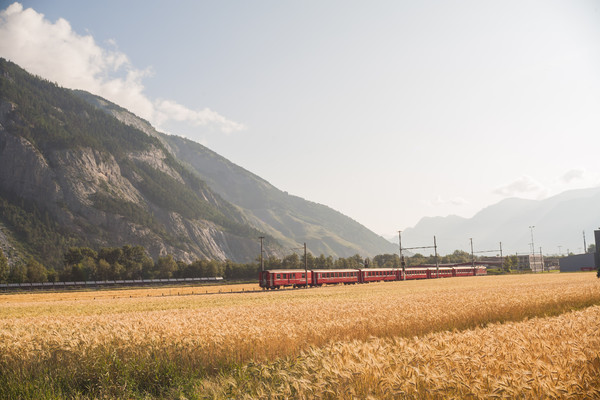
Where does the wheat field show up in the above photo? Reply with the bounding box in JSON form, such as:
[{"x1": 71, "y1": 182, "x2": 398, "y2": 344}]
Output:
[
  {"x1": 201, "y1": 304, "x2": 600, "y2": 399},
  {"x1": 1, "y1": 273, "x2": 599, "y2": 398}
]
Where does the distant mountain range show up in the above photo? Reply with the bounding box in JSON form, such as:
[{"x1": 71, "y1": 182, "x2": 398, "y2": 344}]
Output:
[
  {"x1": 402, "y1": 187, "x2": 600, "y2": 256},
  {"x1": 0, "y1": 59, "x2": 395, "y2": 268}
]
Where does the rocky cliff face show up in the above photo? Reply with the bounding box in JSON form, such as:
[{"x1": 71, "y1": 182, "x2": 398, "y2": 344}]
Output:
[
  {"x1": 71, "y1": 92, "x2": 397, "y2": 258},
  {"x1": 0, "y1": 60, "x2": 269, "y2": 266},
  {"x1": 0, "y1": 117, "x2": 253, "y2": 263}
]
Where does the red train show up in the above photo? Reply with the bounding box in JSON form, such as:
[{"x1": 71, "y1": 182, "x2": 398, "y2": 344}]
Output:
[{"x1": 259, "y1": 264, "x2": 487, "y2": 290}]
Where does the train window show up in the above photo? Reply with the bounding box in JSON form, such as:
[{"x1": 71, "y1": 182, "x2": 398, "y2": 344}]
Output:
[
  {"x1": 277, "y1": 274, "x2": 281, "y2": 279},
  {"x1": 301, "y1": 273, "x2": 305, "y2": 278}
]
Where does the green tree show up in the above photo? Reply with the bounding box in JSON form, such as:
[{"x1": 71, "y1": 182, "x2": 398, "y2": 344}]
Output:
[
  {"x1": 264, "y1": 255, "x2": 282, "y2": 269},
  {"x1": 9, "y1": 263, "x2": 27, "y2": 283},
  {"x1": 282, "y1": 253, "x2": 300, "y2": 268},
  {"x1": 96, "y1": 259, "x2": 112, "y2": 280},
  {"x1": 155, "y1": 255, "x2": 177, "y2": 279},
  {"x1": 25, "y1": 258, "x2": 48, "y2": 283},
  {"x1": 46, "y1": 267, "x2": 58, "y2": 282},
  {"x1": 98, "y1": 247, "x2": 124, "y2": 265},
  {"x1": 373, "y1": 254, "x2": 400, "y2": 268},
  {"x1": 502, "y1": 255, "x2": 518, "y2": 272},
  {"x1": 408, "y1": 253, "x2": 428, "y2": 266},
  {"x1": 0, "y1": 248, "x2": 8, "y2": 283},
  {"x1": 301, "y1": 252, "x2": 315, "y2": 269}
]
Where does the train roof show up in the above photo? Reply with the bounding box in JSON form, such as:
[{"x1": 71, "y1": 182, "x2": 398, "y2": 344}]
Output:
[
  {"x1": 262, "y1": 269, "x2": 312, "y2": 273},
  {"x1": 360, "y1": 267, "x2": 398, "y2": 271},
  {"x1": 311, "y1": 269, "x2": 360, "y2": 273}
]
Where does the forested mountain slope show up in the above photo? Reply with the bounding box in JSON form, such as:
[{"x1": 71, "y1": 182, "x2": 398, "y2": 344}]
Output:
[
  {"x1": 0, "y1": 59, "x2": 272, "y2": 267},
  {"x1": 75, "y1": 91, "x2": 396, "y2": 258}
]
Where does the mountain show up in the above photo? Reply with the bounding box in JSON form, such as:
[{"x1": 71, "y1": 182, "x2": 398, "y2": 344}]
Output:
[
  {"x1": 73, "y1": 91, "x2": 397, "y2": 258},
  {"x1": 0, "y1": 59, "x2": 395, "y2": 268},
  {"x1": 0, "y1": 58, "x2": 272, "y2": 267},
  {"x1": 402, "y1": 187, "x2": 600, "y2": 256}
]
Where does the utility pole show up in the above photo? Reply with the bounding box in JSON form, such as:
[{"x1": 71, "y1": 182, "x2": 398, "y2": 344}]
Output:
[
  {"x1": 470, "y1": 238, "x2": 474, "y2": 268},
  {"x1": 399, "y1": 230, "x2": 405, "y2": 281},
  {"x1": 540, "y1": 246, "x2": 543, "y2": 272},
  {"x1": 529, "y1": 226, "x2": 535, "y2": 255},
  {"x1": 304, "y1": 242, "x2": 308, "y2": 288},
  {"x1": 259, "y1": 236, "x2": 265, "y2": 272},
  {"x1": 434, "y1": 236, "x2": 439, "y2": 278},
  {"x1": 529, "y1": 225, "x2": 536, "y2": 272},
  {"x1": 583, "y1": 231, "x2": 587, "y2": 253},
  {"x1": 400, "y1": 234, "x2": 439, "y2": 278}
]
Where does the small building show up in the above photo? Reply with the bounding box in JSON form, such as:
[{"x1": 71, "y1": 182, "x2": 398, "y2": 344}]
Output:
[
  {"x1": 559, "y1": 253, "x2": 596, "y2": 272},
  {"x1": 517, "y1": 254, "x2": 544, "y2": 272},
  {"x1": 543, "y1": 256, "x2": 560, "y2": 271}
]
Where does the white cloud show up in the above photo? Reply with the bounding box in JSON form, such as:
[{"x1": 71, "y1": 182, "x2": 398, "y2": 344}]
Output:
[
  {"x1": 154, "y1": 99, "x2": 244, "y2": 134},
  {"x1": 0, "y1": 2, "x2": 243, "y2": 135},
  {"x1": 560, "y1": 168, "x2": 585, "y2": 184},
  {"x1": 493, "y1": 175, "x2": 547, "y2": 198}
]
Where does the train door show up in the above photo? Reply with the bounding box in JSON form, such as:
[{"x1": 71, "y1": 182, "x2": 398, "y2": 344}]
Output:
[{"x1": 260, "y1": 272, "x2": 267, "y2": 288}]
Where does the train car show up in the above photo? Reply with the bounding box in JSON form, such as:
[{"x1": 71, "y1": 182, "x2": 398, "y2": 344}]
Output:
[
  {"x1": 359, "y1": 268, "x2": 397, "y2": 283},
  {"x1": 452, "y1": 266, "x2": 475, "y2": 277},
  {"x1": 475, "y1": 265, "x2": 487, "y2": 275},
  {"x1": 401, "y1": 267, "x2": 429, "y2": 280},
  {"x1": 312, "y1": 269, "x2": 359, "y2": 286},
  {"x1": 435, "y1": 267, "x2": 454, "y2": 278},
  {"x1": 259, "y1": 269, "x2": 312, "y2": 290}
]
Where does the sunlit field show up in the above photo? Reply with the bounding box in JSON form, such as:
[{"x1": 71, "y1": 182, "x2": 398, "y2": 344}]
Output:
[
  {"x1": 1, "y1": 273, "x2": 599, "y2": 398},
  {"x1": 201, "y1": 305, "x2": 600, "y2": 399}
]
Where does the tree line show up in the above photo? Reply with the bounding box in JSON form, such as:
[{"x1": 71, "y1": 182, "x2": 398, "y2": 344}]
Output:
[{"x1": 0, "y1": 245, "x2": 507, "y2": 285}]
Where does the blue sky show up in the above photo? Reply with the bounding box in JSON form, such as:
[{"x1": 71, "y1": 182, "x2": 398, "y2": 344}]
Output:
[{"x1": 1, "y1": 0, "x2": 600, "y2": 241}]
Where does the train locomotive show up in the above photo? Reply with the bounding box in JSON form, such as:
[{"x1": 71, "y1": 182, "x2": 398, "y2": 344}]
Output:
[{"x1": 259, "y1": 264, "x2": 486, "y2": 290}]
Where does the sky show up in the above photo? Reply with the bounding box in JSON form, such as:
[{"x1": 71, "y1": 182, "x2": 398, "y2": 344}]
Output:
[{"x1": 1, "y1": 1, "x2": 600, "y2": 240}]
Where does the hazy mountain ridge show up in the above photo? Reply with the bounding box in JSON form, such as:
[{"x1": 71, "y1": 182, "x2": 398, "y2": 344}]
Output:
[{"x1": 403, "y1": 187, "x2": 600, "y2": 255}]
